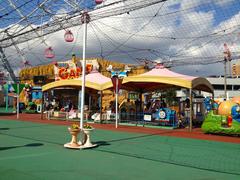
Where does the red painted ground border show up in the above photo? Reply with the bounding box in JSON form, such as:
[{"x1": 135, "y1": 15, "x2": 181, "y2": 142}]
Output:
[{"x1": 1, "y1": 113, "x2": 239, "y2": 144}]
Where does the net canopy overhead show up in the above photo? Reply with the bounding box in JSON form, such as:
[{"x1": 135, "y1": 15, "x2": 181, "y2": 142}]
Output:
[{"x1": 0, "y1": 0, "x2": 239, "y2": 78}]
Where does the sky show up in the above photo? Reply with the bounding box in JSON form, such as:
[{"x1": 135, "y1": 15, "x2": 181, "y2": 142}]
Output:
[{"x1": 0, "y1": 0, "x2": 240, "y2": 78}]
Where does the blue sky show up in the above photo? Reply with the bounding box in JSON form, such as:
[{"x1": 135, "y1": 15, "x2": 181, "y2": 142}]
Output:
[
  {"x1": 0, "y1": 0, "x2": 100, "y2": 28},
  {"x1": 195, "y1": 0, "x2": 239, "y2": 26}
]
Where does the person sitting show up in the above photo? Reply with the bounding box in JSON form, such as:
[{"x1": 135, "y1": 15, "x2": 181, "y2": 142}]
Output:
[
  {"x1": 91, "y1": 112, "x2": 101, "y2": 122},
  {"x1": 68, "y1": 107, "x2": 77, "y2": 119}
]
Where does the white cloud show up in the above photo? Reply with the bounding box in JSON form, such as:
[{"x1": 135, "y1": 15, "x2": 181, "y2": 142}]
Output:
[
  {"x1": 1, "y1": 0, "x2": 239, "y2": 78},
  {"x1": 213, "y1": 0, "x2": 235, "y2": 7}
]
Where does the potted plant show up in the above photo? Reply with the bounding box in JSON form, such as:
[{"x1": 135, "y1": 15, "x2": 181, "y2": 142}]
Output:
[
  {"x1": 64, "y1": 123, "x2": 81, "y2": 148},
  {"x1": 82, "y1": 124, "x2": 95, "y2": 148},
  {"x1": 69, "y1": 123, "x2": 80, "y2": 131},
  {"x1": 83, "y1": 124, "x2": 93, "y2": 130}
]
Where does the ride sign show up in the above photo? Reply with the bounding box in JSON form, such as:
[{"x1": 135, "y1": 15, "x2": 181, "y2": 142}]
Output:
[{"x1": 54, "y1": 59, "x2": 99, "y2": 80}]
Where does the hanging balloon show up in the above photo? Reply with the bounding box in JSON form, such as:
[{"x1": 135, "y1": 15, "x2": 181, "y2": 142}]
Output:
[
  {"x1": 23, "y1": 60, "x2": 31, "y2": 66},
  {"x1": 64, "y1": 30, "x2": 74, "y2": 42},
  {"x1": 95, "y1": 0, "x2": 103, "y2": 4},
  {"x1": 45, "y1": 47, "x2": 55, "y2": 58}
]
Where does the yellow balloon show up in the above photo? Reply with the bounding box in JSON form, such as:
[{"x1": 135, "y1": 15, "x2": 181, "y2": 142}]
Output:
[{"x1": 218, "y1": 100, "x2": 237, "y2": 116}]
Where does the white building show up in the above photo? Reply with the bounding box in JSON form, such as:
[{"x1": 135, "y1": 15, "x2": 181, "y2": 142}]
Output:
[
  {"x1": 204, "y1": 76, "x2": 240, "y2": 99},
  {"x1": 175, "y1": 76, "x2": 240, "y2": 100}
]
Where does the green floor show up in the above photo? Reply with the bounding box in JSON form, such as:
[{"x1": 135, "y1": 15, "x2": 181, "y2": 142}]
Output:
[{"x1": 0, "y1": 119, "x2": 239, "y2": 180}]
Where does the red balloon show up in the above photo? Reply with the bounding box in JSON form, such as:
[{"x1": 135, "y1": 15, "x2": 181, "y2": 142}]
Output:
[
  {"x1": 45, "y1": 47, "x2": 55, "y2": 59},
  {"x1": 64, "y1": 30, "x2": 74, "y2": 42},
  {"x1": 95, "y1": 0, "x2": 103, "y2": 4}
]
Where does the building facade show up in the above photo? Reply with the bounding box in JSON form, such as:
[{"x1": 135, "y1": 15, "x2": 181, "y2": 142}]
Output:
[
  {"x1": 204, "y1": 76, "x2": 240, "y2": 99},
  {"x1": 232, "y1": 63, "x2": 240, "y2": 77}
]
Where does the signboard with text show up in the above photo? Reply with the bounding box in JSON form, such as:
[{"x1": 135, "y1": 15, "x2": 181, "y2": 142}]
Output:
[{"x1": 54, "y1": 59, "x2": 99, "y2": 81}]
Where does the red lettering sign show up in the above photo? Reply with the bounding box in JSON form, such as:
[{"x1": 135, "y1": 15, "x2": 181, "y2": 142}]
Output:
[
  {"x1": 57, "y1": 65, "x2": 93, "y2": 80},
  {"x1": 86, "y1": 64, "x2": 93, "y2": 72},
  {"x1": 76, "y1": 67, "x2": 81, "y2": 77},
  {"x1": 69, "y1": 69, "x2": 76, "y2": 79},
  {"x1": 58, "y1": 68, "x2": 68, "y2": 80}
]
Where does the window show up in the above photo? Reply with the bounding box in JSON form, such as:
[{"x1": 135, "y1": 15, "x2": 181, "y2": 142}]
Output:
[
  {"x1": 212, "y1": 84, "x2": 224, "y2": 90},
  {"x1": 233, "y1": 85, "x2": 240, "y2": 90},
  {"x1": 212, "y1": 84, "x2": 232, "y2": 90}
]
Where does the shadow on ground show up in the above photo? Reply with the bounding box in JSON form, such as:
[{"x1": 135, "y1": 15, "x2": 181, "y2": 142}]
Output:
[{"x1": 0, "y1": 143, "x2": 44, "y2": 151}]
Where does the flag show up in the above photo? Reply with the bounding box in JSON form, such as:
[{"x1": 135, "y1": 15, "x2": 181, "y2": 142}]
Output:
[{"x1": 111, "y1": 77, "x2": 123, "y2": 93}]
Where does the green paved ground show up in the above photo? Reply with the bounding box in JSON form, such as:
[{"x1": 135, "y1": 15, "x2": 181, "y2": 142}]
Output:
[{"x1": 0, "y1": 119, "x2": 239, "y2": 180}]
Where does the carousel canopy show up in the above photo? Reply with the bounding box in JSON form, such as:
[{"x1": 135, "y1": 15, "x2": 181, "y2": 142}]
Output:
[
  {"x1": 42, "y1": 64, "x2": 213, "y2": 93},
  {"x1": 122, "y1": 65, "x2": 214, "y2": 93},
  {"x1": 42, "y1": 71, "x2": 112, "y2": 92}
]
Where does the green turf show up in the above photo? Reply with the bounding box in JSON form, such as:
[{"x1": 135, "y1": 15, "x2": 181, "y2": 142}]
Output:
[{"x1": 0, "y1": 119, "x2": 240, "y2": 180}]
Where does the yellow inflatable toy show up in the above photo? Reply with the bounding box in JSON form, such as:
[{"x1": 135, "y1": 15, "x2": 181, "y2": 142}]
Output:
[
  {"x1": 232, "y1": 96, "x2": 240, "y2": 104},
  {"x1": 218, "y1": 100, "x2": 237, "y2": 116}
]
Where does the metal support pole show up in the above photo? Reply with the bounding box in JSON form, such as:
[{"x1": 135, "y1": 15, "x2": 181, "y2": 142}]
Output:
[
  {"x1": 224, "y1": 59, "x2": 227, "y2": 100},
  {"x1": 16, "y1": 82, "x2": 19, "y2": 119},
  {"x1": 139, "y1": 92, "x2": 143, "y2": 122},
  {"x1": 115, "y1": 78, "x2": 118, "y2": 128},
  {"x1": 80, "y1": 13, "x2": 87, "y2": 129},
  {"x1": 6, "y1": 83, "x2": 9, "y2": 111},
  {"x1": 189, "y1": 88, "x2": 193, "y2": 132},
  {"x1": 99, "y1": 91, "x2": 103, "y2": 123},
  {"x1": 229, "y1": 61, "x2": 231, "y2": 78},
  {"x1": 78, "y1": 90, "x2": 81, "y2": 111},
  {"x1": 41, "y1": 91, "x2": 44, "y2": 120}
]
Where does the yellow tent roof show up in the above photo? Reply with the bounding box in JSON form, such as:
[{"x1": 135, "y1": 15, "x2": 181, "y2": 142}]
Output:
[
  {"x1": 42, "y1": 79, "x2": 113, "y2": 91},
  {"x1": 121, "y1": 66, "x2": 213, "y2": 93},
  {"x1": 42, "y1": 72, "x2": 113, "y2": 92},
  {"x1": 42, "y1": 66, "x2": 213, "y2": 93}
]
